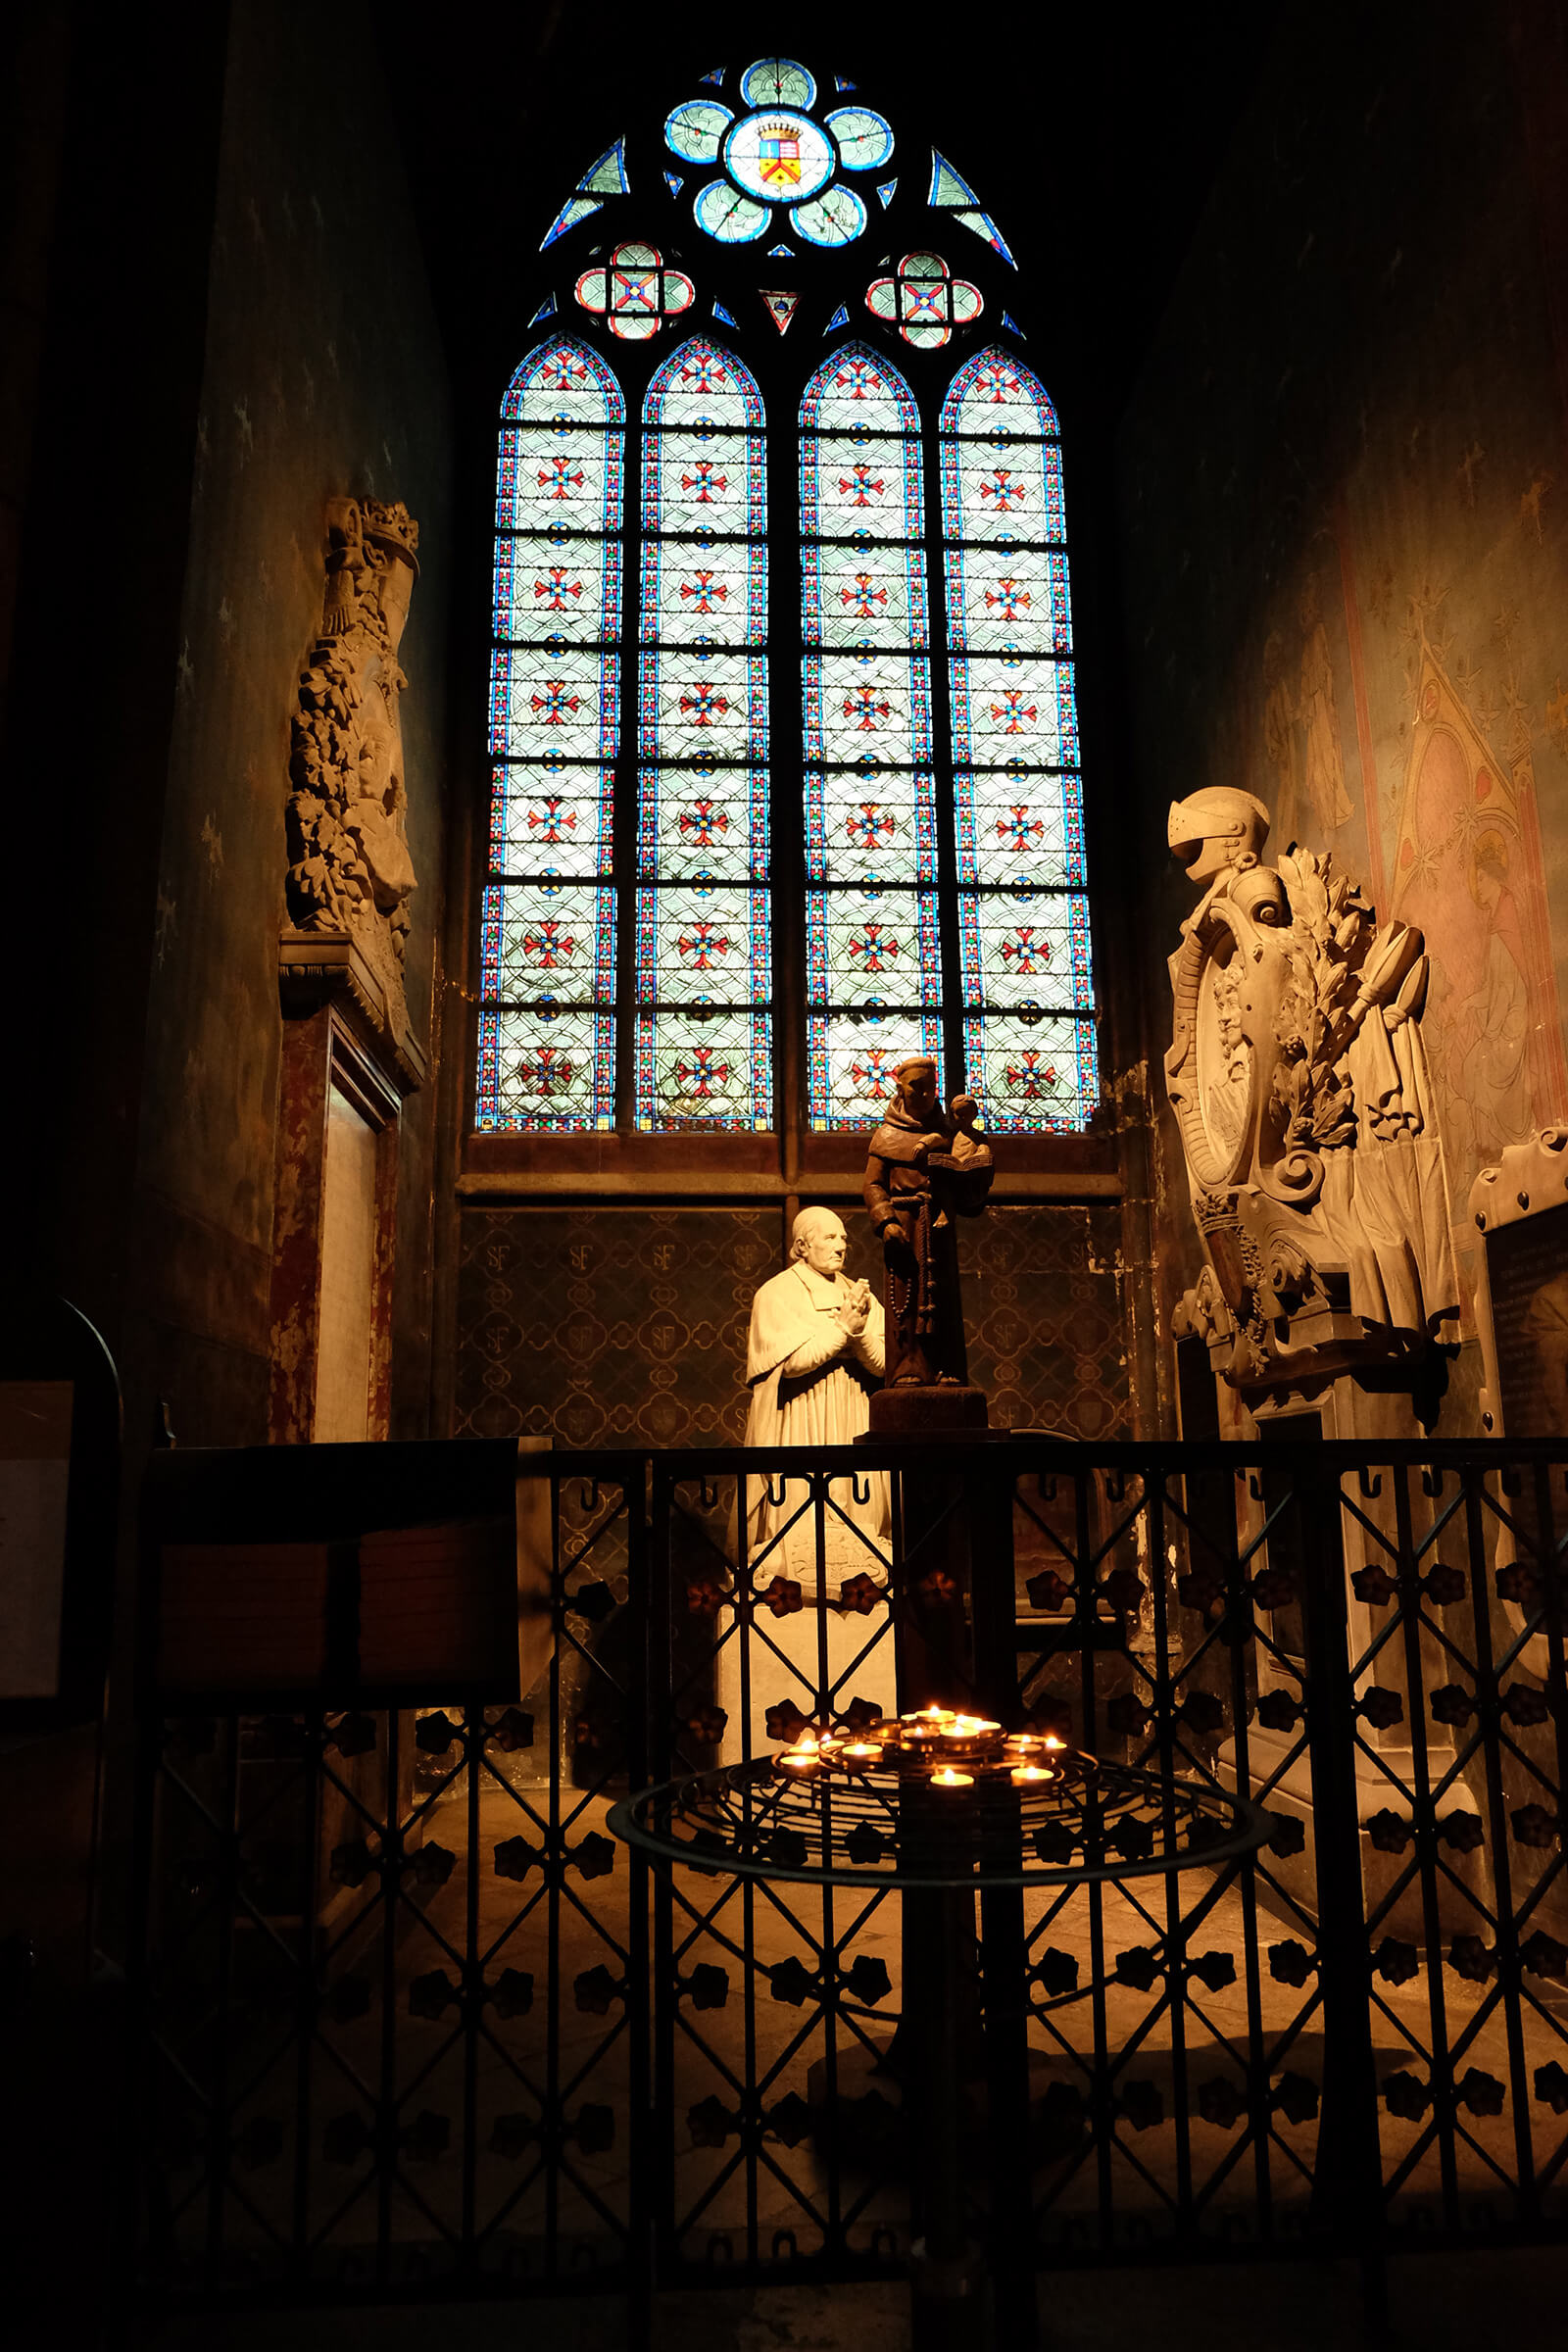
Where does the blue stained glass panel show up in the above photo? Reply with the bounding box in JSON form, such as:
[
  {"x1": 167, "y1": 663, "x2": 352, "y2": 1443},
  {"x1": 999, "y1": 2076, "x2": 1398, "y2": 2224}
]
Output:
[
  {"x1": 954, "y1": 770, "x2": 1085, "y2": 892},
  {"x1": 943, "y1": 545, "x2": 1069, "y2": 655},
  {"x1": 638, "y1": 648, "x2": 767, "y2": 764},
  {"x1": 476, "y1": 1006, "x2": 615, "y2": 1132},
  {"x1": 636, "y1": 1007, "x2": 772, "y2": 1131},
  {"x1": 490, "y1": 762, "x2": 614, "y2": 878},
  {"x1": 808, "y1": 1008, "x2": 943, "y2": 1128},
  {"x1": 493, "y1": 534, "x2": 622, "y2": 644},
  {"x1": 947, "y1": 653, "x2": 1074, "y2": 769},
  {"x1": 635, "y1": 883, "x2": 772, "y2": 1004},
  {"x1": 801, "y1": 434, "x2": 923, "y2": 540},
  {"x1": 802, "y1": 543, "x2": 929, "y2": 648},
  {"x1": 502, "y1": 338, "x2": 625, "y2": 423},
  {"x1": 497, "y1": 426, "x2": 624, "y2": 534},
  {"x1": 480, "y1": 335, "x2": 624, "y2": 1133},
  {"x1": 939, "y1": 344, "x2": 1093, "y2": 1132},
  {"x1": 638, "y1": 766, "x2": 767, "y2": 882},
  {"x1": 940, "y1": 437, "x2": 1064, "y2": 544},
  {"x1": 638, "y1": 541, "x2": 763, "y2": 644},
  {"x1": 636, "y1": 338, "x2": 769, "y2": 1131},
  {"x1": 641, "y1": 429, "x2": 765, "y2": 533},
  {"x1": 482, "y1": 878, "x2": 616, "y2": 1003},
  {"x1": 962, "y1": 1012, "x2": 1097, "y2": 1134},
  {"x1": 804, "y1": 650, "x2": 933, "y2": 766},
  {"x1": 799, "y1": 343, "x2": 918, "y2": 432},
  {"x1": 802, "y1": 343, "x2": 943, "y2": 1127},
  {"x1": 805, "y1": 769, "x2": 938, "y2": 888},
  {"x1": 488, "y1": 646, "x2": 618, "y2": 761}
]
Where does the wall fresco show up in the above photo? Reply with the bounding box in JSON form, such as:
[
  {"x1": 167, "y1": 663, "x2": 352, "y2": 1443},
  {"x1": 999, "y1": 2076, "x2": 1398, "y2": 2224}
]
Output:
[{"x1": 1120, "y1": 0, "x2": 1568, "y2": 1388}]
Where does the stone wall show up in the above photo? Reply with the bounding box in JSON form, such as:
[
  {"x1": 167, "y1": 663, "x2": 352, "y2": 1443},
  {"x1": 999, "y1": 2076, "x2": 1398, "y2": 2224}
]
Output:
[
  {"x1": 131, "y1": 0, "x2": 454, "y2": 1446},
  {"x1": 1118, "y1": 0, "x2": 1568, "y2": 1423}
]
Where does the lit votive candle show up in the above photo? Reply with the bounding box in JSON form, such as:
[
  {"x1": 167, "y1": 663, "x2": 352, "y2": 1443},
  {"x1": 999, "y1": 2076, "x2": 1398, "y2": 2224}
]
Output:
[
  {"x1": 904, "y1": 1706, "x2": 956, "y2": 1728},
  {"x1": 930, "y1": 1765, "x2": 974, "y2": 1789},
  {"x1": 777, "y1": 1732, "x2": 821, "y2": 1777},
  {"x1": 840, "y1": 1741, "x2": 881, "y2": 1772},
  {"x1": 1044, "y1": 1735, "x2": 1066, "y2": 1752},
  {"x1": 1010, "y1": 1763, "x2": 1055, "y2": 1788}
]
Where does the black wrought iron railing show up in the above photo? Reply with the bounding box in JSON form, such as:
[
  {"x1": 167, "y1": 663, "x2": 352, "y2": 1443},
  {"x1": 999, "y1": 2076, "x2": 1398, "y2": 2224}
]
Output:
[{"x1": 127, "y1": 1438, "x2": 1568, "y2": 2318}]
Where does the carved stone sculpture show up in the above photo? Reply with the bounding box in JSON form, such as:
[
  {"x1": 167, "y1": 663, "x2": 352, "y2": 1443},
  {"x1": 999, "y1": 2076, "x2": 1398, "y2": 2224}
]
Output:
[
  {"x1": 739, "y1": 1206, "x2": 890, "y2": 1571},
  {"x1": 1165, "y1": 786, "x2": 1458, "y2": 1389},
  {"x1": 863, "y1": 1056, "x2": 995, "y2": 1390},
  {"x1": 282, "y1": 498, "x2": 422, "y2": 1080},
  {"x1": 721, "y1": 1209, "x2": 895, "y2": 1756}
]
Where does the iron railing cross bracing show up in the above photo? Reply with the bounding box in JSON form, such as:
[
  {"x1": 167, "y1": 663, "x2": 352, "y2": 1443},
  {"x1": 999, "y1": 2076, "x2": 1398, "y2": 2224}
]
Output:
[{"x1": 127, "y1": 1436, "x2": 1568, "y2": 2315}]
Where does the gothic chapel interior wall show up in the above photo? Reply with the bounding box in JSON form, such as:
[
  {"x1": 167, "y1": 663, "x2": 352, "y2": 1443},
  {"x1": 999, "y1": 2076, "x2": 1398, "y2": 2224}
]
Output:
[{"x1": 1118, "y1": 0, "x2": 1568, "y2": 1439}]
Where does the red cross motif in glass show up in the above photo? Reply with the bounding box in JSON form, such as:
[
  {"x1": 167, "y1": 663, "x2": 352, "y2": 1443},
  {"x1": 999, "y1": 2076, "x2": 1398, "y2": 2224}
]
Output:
[
  {"x1": 848, "y1": 919, "x2": 900, "y2": 973},
  {"x1": 837, "y1": 464, "x2": 886, "y2": 508},
  {"x1": 1004, "y1": 1051, "x2": 1058, "y2": 1097},
  {"x1": 675, "y1": 1047, "x2": 731, "y2": 1099},
  {"x1": 975, "y1": 364, "x2": 1023, "y2": 403},
  {"x1": 521, "y1": 919, "x2": 578, "y2": 968},
  {"x1": 538, "y1": 457, "x2": 585, "y2": 500},
  {"x1": 531, "y1": 680, "x2": 582, "y2": 723},
  {"x1": 677, "y1": 919, "x2": 733, "y2": 969},
  {"x1": 996, "y1": 806, "x2": 1044, "y2": 851},
  {"x1": 841, "y1": 572, "x2": 888, "y2": 618},
  {"x1": 980, "y1": 469, "x2": 1026, "y2": 513},
  {"x1": 1001, "y1": 926, "x2": 1051, "y2": 973},
  {"x1": 679, "y1": 569, "x2": 729, "y2": 612},
  {"x1": 834, "y1": 358, "x2": 883, "y2": 402},
  {"x1": 681, "y1": 461, "x2": 728, "y2": 503},
  {"x1": 680, "y1": 354, "x2": 730, "y2": 394},
  {"x1": 517, "y1": 1045, "x2": 576, "y2": 1096},
  {"x1": 678, "y1": 799, "x2": 729, "y2": 847},
  {"x1": 850, "y1": 1047, "x2": 897, "y2": 1097},
  {"x1": 679, "y1": 682, "x2": 730, "y2": 726},
  {"x1": 843, "y1": 685, "x2": 892, "y2": 732},
  {"x1": 989, "y1": 688, "x2": 1038, "y2": 734},
  {"x1": 846, "y1": 803, "x2": 895, "y2": 849},
  {"x1": 985, "y1": 578, "x2": 1031, "y2": 619},
  {"x1": 534, "y1": 565, "x2": 585, "y2": 610},
  {"x1": 527, "y1": 795, "x2": 578, "y2": 844},
  {"x1": 538, "y1": 358, "x2": 591, "y2": 393}
]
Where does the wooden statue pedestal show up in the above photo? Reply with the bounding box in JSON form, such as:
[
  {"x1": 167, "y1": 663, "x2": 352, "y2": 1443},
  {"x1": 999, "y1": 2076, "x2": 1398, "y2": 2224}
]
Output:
[{"x1": 866, "y1": 1383, "x2": 990, "y2": 1438}]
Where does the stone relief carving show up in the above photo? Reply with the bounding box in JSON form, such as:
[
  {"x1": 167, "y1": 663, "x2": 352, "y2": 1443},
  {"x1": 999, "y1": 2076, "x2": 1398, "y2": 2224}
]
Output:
[
  {"x1": 1166, "y1": 786, "x2": 1458, "y2": 1389},
  {"x1": 283, "y1": 498, "x2": 421, "y2": 1067}
]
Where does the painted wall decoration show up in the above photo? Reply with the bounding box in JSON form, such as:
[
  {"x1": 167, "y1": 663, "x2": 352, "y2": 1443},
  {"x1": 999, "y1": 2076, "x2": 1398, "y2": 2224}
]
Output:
[
  {"x1": 452, "y1": 1204, "x2": 1128, "y2": 1446},
  {"x1": 1119, "y1": 2, "x2": 1568, "y2": 1395}
]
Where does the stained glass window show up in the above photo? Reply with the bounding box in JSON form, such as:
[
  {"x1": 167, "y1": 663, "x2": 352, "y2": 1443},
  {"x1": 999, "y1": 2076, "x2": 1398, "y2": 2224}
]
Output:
[
  {"x1": 940, "y1": 348, "x2": 1097, "y2": 1132},
  {"x1": 478, "y1": 66, "x2": 1100, "y2": 1145},
  {"x1": 801, "y1": 343, "x2": 943, "y2": 1125},
  {"x1": 477, "y1": 335, "x2": 623, "y2": 1131},
  {"x1": 636, "y1": 339, "x2": 771, "y2": 1129}
]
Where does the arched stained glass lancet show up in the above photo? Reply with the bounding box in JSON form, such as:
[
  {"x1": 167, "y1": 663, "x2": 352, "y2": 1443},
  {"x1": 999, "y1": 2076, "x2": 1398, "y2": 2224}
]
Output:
[
  {"x1": 801, "y1": 343, "x2": 942, "y2": 1126},
  {"x1": 940, "y1": 347, "x2": 1097, "y2": 1131},
  {"x1": 636, "y1": 338, "x2": 771, "y2": 1128},
  {"x1": 478, "y1": 336, "x2": 623, "y2": 1130}
]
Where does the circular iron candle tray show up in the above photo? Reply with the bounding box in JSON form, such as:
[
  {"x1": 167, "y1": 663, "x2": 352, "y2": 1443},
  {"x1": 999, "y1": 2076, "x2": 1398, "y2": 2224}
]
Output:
[{"x1": 609, "y1": 1723, "x2": 1271, "y2": 1891}]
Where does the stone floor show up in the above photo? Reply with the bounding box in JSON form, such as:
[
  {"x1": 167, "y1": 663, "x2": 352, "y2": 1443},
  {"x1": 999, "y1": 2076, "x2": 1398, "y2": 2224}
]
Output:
[{"x1": 133, "y1": 2246, "x2": 1568, "y2": 2351}]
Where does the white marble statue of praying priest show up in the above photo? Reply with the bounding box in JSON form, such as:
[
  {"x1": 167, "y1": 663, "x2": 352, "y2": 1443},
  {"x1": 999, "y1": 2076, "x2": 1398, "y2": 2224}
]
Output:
[{"x1": 739, "y1": 1207, "x2": 891, "y2": 1577}]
